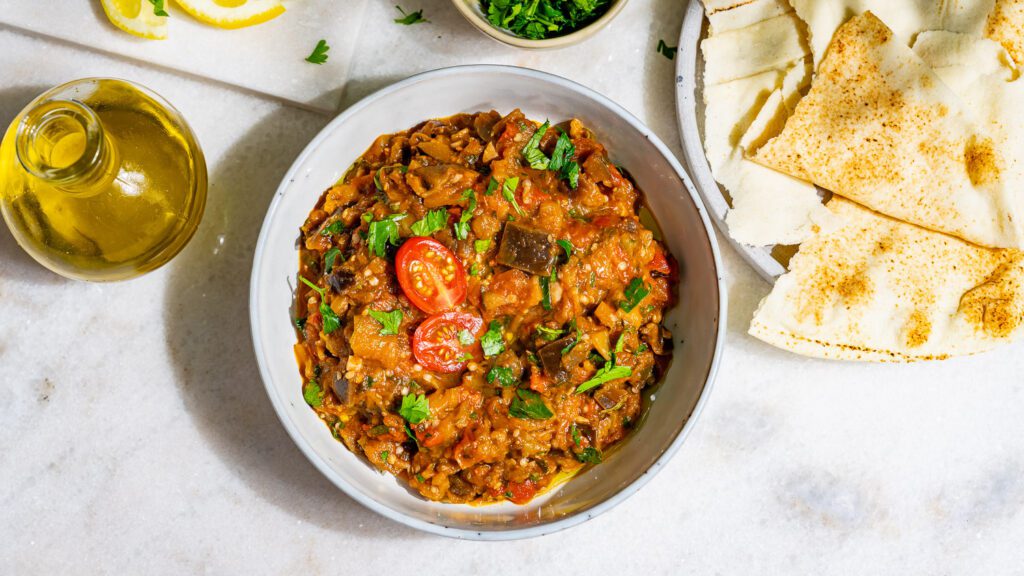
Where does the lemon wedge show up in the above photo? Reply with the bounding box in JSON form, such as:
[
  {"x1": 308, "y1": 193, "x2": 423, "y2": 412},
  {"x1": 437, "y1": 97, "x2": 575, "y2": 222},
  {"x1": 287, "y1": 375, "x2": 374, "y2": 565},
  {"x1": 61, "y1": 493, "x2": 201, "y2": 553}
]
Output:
[
  {"x1": 172, "y1": 0, "x2": 286, "y2": 29},
  {"x1": 100, "y1": 0, "x2": 169, "y2": 40}
]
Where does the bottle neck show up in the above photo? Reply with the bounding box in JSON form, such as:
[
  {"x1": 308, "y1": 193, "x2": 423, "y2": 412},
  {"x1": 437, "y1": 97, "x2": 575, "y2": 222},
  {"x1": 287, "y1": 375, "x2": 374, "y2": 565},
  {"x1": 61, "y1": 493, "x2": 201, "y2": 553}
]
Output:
[{"x1": 15, "y1": 99, "x2": 117, "y2": 194}]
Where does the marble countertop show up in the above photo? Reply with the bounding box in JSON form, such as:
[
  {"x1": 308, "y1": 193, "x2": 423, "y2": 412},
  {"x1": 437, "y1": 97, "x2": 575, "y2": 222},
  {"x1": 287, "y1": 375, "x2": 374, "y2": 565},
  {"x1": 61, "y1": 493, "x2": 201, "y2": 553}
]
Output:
[{"x1": 3, "y1": 1, "x2": 1023, "y2": 573}]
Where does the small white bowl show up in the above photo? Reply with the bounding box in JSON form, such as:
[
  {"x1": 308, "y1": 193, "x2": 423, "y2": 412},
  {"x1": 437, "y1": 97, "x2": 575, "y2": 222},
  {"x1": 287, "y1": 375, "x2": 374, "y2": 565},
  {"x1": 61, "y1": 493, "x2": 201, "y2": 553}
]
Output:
[
  {"x1": 450, "y1": 0, "x2": 630, "y2": 49},
  {"x1": 250, "y1": 65, "x2": 726, "y2": 540}
]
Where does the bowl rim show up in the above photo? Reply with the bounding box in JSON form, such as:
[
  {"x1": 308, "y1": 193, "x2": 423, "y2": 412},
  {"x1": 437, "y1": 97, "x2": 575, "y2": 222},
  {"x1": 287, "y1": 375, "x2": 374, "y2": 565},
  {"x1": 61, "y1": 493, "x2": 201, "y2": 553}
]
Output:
[
  {"x1": 249, "y1": 64, "x2": 727, "y2": 541},
  {"x1": 449, "y1": 0, "x2": 631, "y2": 49}
]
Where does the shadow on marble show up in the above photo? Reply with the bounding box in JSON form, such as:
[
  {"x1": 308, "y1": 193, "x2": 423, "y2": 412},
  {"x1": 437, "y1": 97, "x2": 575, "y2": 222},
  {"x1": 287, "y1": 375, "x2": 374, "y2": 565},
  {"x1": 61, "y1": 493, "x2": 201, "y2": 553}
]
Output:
[
  {"x1": 0, "y1": 84, "x2": 70, "y2": 286},
  {"x1": 161, "y1": 105, "x2": 426, "y2": 538}
]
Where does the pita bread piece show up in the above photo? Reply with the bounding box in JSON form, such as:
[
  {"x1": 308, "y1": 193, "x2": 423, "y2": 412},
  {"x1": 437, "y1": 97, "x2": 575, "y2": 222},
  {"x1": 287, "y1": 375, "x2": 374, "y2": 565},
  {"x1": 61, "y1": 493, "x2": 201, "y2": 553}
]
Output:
[
  {"x1": 986, "y1": 0, "x2": 1024, "y2": 66},
  {"x1": 750, "y1": 198, "x2": 1024, "y2": 361},
  {"x1": 751, "y1": 12, "x2": 1024, "y2": 249}
]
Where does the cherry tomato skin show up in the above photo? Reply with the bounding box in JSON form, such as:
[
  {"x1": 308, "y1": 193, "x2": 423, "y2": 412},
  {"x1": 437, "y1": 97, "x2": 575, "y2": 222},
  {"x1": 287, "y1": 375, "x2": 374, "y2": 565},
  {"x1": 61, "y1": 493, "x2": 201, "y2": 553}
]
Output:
[
  {"x1": 412, "y1": 311, "x2": 484, "y2": 373},
  {"x1": 396, "y1": 237, "x2": 468, "y2": 314},
  {"x1": 506, "y1": 479, "x2": 539, "y2": 505}
]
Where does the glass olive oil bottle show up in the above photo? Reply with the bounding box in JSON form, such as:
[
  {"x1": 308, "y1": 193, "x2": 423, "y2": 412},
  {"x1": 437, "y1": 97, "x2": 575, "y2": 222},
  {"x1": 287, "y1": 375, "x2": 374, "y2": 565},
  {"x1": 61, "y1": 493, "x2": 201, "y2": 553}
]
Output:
[{"x1": 0, "y1": 78, "x2": 207, "y2": 281}]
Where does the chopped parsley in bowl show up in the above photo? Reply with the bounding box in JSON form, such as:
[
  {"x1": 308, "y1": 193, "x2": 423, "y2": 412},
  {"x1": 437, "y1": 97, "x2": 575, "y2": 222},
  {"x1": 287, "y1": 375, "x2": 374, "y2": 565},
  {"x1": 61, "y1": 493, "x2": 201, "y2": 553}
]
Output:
[
  {"x1": 482, "y1": 0, "x2": 613, "y2": 40},
  {"x1": 451, "y1": 0, "x2": 629, "y2": 49}
]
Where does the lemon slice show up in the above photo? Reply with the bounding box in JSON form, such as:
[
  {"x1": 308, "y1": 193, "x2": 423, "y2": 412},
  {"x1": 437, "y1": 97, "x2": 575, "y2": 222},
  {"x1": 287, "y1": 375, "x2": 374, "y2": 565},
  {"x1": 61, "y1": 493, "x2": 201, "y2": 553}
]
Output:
[
  {"x1": 100, "y1": 0, "x2": 169, "y2": 40},
  {"x1": 172, "y1": 0, "x2": 286, "y2": 29}
]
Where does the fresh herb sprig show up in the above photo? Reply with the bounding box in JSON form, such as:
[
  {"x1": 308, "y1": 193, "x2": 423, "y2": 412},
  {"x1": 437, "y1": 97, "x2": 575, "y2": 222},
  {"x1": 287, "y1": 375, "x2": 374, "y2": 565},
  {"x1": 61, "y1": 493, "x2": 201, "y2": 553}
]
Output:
[
  {"x1": 657, "y1": 39, "x2": 678, "y2": 60},
  {"x1": 148, "y1": 0, "x2": 168, "y2": 17},
  {"x1": 509, "y1": 388, "x2": 553, "y2": 420},
  {"x1": 394, "y1": 5, "x2": 429, "y2": 25},
  {"x1": 367, "y1": 309, "x2": 403, "y2": 336},
  {"x1": 306, "y1": 39, "x2": 330, "y2": 64},
  {"x1": 299, "y1": 276, "x2": 342, "y2": 334}
]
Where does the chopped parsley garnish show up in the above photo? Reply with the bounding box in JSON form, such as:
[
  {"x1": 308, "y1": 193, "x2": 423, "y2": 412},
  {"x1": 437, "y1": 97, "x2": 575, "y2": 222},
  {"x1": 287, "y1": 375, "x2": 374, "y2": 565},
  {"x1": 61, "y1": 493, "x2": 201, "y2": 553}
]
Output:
[
  {"x1": 509, "y1": 388, "x2": 553, "y2": 420},
  {"x1": 474, "y1": 239, "x2": 491, "y2": 253},
  {"x1": 469, "y1": 263, "x2": 482, "y2": 276},
  {"x1": 367, "y1": 308, "x2": 403, "y2": 336},
  {"x1": 320, "y1": 220, "x2": 345, "y2": 236},
  {"x1": 454, "y1": 189, "x2": 476, "y2": 240},
  {"x1": 561, "y1": 320, "x2": 582, "y2": 355},
  {"x1": 457, "y1": 353, "x2": 473, "y2": 362},
  {"x1": 522, "y1": 120, "x2": 551, "y2": 169},
  {"x1": 410, "y1": 209, "x2": 448, "y2": 237},
  {"x1": 394, "y1": 5, "x2": 429, "y2": 25},
  {"x1": 548, "y1": 130, "x2": 580, "y2": 189},
  {"x1": 374, "y1": 164, "x2": 408, "y2": 191},
  {"x1": 502, "y1": 177, "x2": 525, "y2": 215},
  {"x1": 487, "y1": 366, "x2": 517, "y2": 387},
  {"x1": 575, "y1": 447, "x2": 602, "y2": 464},
  {"x1": 482, "y1": 0, "x2": 610, "y2": 40},
  {"x1": 366, "y1": 213, "x2": 406, "y2": 257},
  {"x1": 404, "y1": 423, "x2": 420, "y2": 447},
  {"x1": 369, "y1": 424, "x2": 390, "y2": 436},
  {"x1": 399, "y1": 393, "x2": 430, "y2": 424},
  {"x1": 481, "y1": 320, "x2": 505, "y2": 357},
  {"x1": 458, "y1": 329, "x2": 475, "y2": 346},
  {"x1": 556, "y1": 239, "x2": 573, "y2": 259},
  {"x1": 485, "y1": 177, "x2": 499, "y2": 196},
  {"x1": 305, "y1": 39, "x2": 330, "y2": 64},
  {"x1": 657, "y1": 39, "x2": 678, "y2": 60},
  {"x1": 415, "y1": 473, "x2": 426, "y2": 483},
  {"x1": 575, "y1": 361, "x2": 631, "y2": 394},
  {"x1": 323, "y1": 247, "x2": 342, "y2": 270},
  {"x1": 299, "y1": 276, "x2": 341, "y2": 334},
  {"x1": 147, "y1": 0, "x2": 168, "y2": 17},
  {"x1": 539, "y1": 276, "x2": 552, "y2": 310},
  {"x1": 303, "y1": 380, "x2": 322, "y2": 407},
  {"x1": 570, "y1": 424, "x2": 581, "y2": 447},
  {"x1": 536, "y1": 325, "x2": 564, "y2": 341},
  {"x1": 380, "y1": 450, "x2": 390, "y2": 462},
  {"x1": 637, "y1": 343, "x2": 649, "y2": 354},
  {"x1": 294, "y1": 317, "x2": 307, "y2": 331},
  {"x1": 614, "y1": 331, "x2": 626, "y2": 353},
  {"x1": 619, "y1": 278, "x2": 650, "y2": 312}
]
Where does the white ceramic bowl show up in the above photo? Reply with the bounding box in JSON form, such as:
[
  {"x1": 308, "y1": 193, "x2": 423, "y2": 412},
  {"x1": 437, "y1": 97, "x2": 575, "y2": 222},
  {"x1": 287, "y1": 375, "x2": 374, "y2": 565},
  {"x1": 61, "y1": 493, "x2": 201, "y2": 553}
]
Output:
[
  {"x1": 450, "y1": 0, "x2": 630, "y2": 49},
  {"x1": 250, "y1": 65, "x2": 726, "y2": 540}
]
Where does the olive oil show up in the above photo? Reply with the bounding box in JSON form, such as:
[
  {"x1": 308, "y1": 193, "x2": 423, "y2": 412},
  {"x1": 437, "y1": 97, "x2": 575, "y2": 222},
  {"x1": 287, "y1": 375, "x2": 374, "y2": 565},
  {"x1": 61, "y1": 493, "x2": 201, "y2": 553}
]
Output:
[{"x1": 0, "y1": 78, "x2": 206, "y2": 281}]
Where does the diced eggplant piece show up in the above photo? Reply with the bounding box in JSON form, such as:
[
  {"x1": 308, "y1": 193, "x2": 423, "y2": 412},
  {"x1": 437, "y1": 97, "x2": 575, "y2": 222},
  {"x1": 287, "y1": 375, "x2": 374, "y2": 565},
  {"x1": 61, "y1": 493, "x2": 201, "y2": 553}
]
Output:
[
  {"x1": 327, "y1": 271, "x2": 355, "y2": 293},
  {"x1": 496, "y1": 222, "x2": 556, "y2": 276},
  {"x1": 331, "y1": 371, "x2": 350, "y2": 403},
  {"x1": 538, "y1": 336, "x2": 574, "y2": 384}
]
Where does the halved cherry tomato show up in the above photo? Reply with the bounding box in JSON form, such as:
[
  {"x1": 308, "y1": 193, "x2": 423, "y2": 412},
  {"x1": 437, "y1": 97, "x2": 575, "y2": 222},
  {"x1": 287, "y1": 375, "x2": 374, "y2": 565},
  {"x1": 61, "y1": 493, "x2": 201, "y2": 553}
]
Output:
[
  {"x1": 396, "y1": 237, "x2": 467, "y2": 314},
  {"x1": 505, "y1": 479, "x2": 539, "y2": 505},
  {"x1": 412, "y1": 311, "x2": 483, "y2": 373}
]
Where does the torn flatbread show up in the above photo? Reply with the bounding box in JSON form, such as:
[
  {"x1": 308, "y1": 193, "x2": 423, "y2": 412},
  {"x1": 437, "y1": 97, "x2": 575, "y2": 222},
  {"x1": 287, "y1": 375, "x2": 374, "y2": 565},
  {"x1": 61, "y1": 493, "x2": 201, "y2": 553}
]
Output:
[
  {"x1": 750, "y1": 197, "x2": 1024, "y2": 361},
  {"x1": 790, "y1": 0, "x2": 995, "y2": 68},
  {"x1": 986, "y1": 0, "x2": 1024, "y2": 66},
  {"x1": 706, "y1": 0, "x2": 793, "y2": 35},
  {"x1": 701, "y1": 12, "x2": 810, "y2": 85},
  {"x1": 752, "y1": 12, "x2": 1024, "y2": 249}
]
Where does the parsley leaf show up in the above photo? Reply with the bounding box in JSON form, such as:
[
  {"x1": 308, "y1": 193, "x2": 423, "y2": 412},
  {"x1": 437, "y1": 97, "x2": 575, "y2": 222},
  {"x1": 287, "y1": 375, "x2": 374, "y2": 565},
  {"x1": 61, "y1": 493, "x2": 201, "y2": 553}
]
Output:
[
  {"x1": 548, "y1": 130, "x2": 580, "y2": 189},
  {"x1": 575, "y1": 362, "x2": 632, "y2": 394},
  {"x1": 299, "y1": 276, "x2": 341, "y2": 334},
  {"x1": 303, "y1": 380, "x2": 322, "y2": 407},
  {"x1": 474, "y1": 239, "x2": 491, "y2": 253},
  {"x1": 485, "y1": 177, "x2": 499, "y2": 195},
  {"x1": 294, "y1": 317, "x2": 307, "y2": 331},
  {"x1": 487, "y1": 366, "x2": 517, "y2": 387},
  {"x1": 571, "y1": 424, "x2": 581, "y2": 447},
  {"x1": 410, "y1": 209, "x2": 448, "y2": 237},
  {"x1": 481, "y1": 320, "x2": 504, "y2": 357},
  {"x1": 575, "y1": 447, "x2": 603, "y2": 464},
  {"x1": 522, "y1": 120, "x2": 551, "y2": 169},
  {"x1": 657, "y1": 39, "x2": 678, "y2": 60},
  {"x1": 320, "y1": 220, "x2": 345, "y2": 236},
  {"x1": 619, "y1": 278, "x2": 650, "y2": 312},
  {"x1": 540, "y1": 276, "x2": 552, "y2": 310},
  {"x1": 637, "y1": 343, "x2": 649, "y2": 354},
  {"x1": 324, "y1": 247, "x2": 342, "y2": 270},
  {"x1": 502, "y1": 177, "x2": 525, "y2": 215},
  {"x1": 147, "y1": 0, "x2": 168, "y2": 17},
  {"x1": 470, "y1": 263, "x2": 482, "y2": 276},
  {"x1": 394, "y1": 5, "x2": 429, "y2": 25},
  {"x1": 380, "y1": 450, "x2": 390, "y2": 462},
  {"x1": 399, "y1": 393, "x2": 430, "y2": 424},
  {"x1": 366, "y1": 213, "x2": 406, "y2": 257},
  {"x1": 509, "y1": 388, "x2": 553, "y2": 420},
  {"x1": 536, "y1": 325, "x2": 564, "y2": 341},
  {"x1": 454, "y1": 189, "x2": 476, "y2": 240},
  {"x1": 458, "y1": 329, "x2": 475, "y2": 346},
  {"x1": 556, "y1": 239, "x2": 573, "y2": 259},
  {"x1": 306, "y1": 39, "x2": 330, "y2": 64},
  {"x1": 367, "y1": 308, "x2": 403, "y2": 336}
]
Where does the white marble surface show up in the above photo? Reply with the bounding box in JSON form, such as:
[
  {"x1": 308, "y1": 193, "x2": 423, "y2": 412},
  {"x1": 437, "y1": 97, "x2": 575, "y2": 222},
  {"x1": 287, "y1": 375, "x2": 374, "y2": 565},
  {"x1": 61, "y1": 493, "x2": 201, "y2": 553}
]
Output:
[{"x1": 2, "y1": 1, "x2": 1024, "y2": 574}]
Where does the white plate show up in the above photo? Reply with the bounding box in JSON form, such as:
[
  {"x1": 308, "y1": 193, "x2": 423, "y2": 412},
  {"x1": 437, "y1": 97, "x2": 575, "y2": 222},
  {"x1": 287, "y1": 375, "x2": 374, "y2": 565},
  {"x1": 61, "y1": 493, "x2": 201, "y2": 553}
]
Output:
[
  {"x1": 250, "y1": 65, "x2": 727, "y2": 539},
  {"x1": 675, "y1": 1, "x2": 786, "y2": 282}
]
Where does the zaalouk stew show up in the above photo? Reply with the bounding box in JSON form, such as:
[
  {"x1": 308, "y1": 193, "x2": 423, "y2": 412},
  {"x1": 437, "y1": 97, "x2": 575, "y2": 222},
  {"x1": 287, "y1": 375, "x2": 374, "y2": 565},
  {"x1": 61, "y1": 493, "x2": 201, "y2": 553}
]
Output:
[{"x1": 293, "y1": 110, "x2": 678, "y2": 504}]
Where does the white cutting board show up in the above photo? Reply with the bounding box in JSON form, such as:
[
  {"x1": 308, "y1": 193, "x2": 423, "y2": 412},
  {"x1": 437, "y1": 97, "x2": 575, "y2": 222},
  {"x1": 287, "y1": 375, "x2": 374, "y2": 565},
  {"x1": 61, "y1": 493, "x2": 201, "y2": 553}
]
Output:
[{"x1": 0, "y1": 0, "x2": 366, "y2": 112}]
